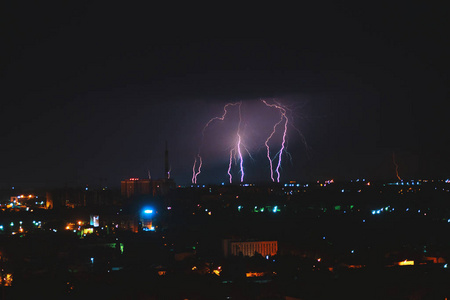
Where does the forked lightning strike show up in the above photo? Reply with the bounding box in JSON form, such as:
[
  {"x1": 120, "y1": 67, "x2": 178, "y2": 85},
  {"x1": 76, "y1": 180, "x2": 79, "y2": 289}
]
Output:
[
  {"x1": 192, "y1": 102, "x2": 241, "y2": 184},
  {"x1": 192, "y1": 99, "x2": 303, "y2": 184},
  {"x1": 225, "y1": 102, "x2": 244, "y2": 183},
  {"x1": 261, "y1": 100, "x2": 289, "y2": 182}
]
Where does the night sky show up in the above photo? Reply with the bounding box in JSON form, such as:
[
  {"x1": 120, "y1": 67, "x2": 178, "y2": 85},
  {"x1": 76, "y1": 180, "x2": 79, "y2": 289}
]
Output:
[{"x1": 1, "y1": 2, "x2": 449, "y2": 188}]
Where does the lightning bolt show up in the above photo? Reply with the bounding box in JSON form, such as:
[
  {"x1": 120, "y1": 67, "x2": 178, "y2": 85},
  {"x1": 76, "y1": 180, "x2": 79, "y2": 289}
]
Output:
[
  {"x1": 227, "y1": 149, "x2": 234, "y2": 183},
  {"x1": 393, "y1": 152, "x2": 401, "y2": 181},
  {"x1": 264, "y1": 109, "x2": 285, "y2": 182},
  {"x1": 237, "y1": 103, "x2": 244, "y2": 182},
  {"x1": 192, "y1": 156, "x2": 202, "y2": 184},
  {"x1": 262, "y1": 100, "x2": 289, "y2": 182},
  {"x1": 226, "y1": 102, "x2": 244, "y2": 183},
  {"x1": 192, "y1": 102, "x2": 240, "y2": 184}
]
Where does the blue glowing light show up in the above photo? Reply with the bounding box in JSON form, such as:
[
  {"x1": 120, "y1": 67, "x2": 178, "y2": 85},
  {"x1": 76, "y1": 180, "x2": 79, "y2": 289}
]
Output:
[{"x1": 144, "y1": 209, "x2": 153, "y2": 214}]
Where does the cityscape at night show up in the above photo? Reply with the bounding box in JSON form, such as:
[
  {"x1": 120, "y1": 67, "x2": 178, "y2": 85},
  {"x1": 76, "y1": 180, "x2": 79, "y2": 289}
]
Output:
[{"x1": 1, "y1": 2, "x2": 449, "y2": 299}]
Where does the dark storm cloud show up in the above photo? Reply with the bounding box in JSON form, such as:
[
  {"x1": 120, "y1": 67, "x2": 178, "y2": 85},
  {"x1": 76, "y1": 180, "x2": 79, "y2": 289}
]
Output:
[{"x1": 1, "y1": 2, "x2": 449, "y2": 187}]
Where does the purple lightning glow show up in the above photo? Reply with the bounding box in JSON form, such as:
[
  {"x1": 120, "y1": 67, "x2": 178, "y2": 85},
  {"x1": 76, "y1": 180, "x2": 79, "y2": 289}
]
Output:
[
  {"x1": 236, "y1": 103, "x2": 244, "y2": 182},
  {"x1": 227, "y1": 149, "x2": 234, "y2": 183},
  {"x1": 192, "y1": 99, "x2": 304, "y2": 184},
  {"x1": 192, "y1": 156, "x2": 202, "y2": 184},
  {"x1": 261, "y1": 100, "x2": 289, "y2": 182},
  {"x1": 225, "y1": 102, "x2": 244, "y2": 183},
  {"x1": 192, "y1": 102, "x2": 241, "y2": 184},
  {"x1": 263, "y1": 106, "x2": 285, "y2": 181}
]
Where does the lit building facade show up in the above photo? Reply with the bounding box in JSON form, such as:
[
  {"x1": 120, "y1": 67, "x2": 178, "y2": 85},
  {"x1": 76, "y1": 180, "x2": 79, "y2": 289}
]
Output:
[
  {"x1": 121, "y1": 178, "x2": 175, "y2": 199},
  {"x1": 224, "y1": 240, "x2": 278, "y2": 257}
]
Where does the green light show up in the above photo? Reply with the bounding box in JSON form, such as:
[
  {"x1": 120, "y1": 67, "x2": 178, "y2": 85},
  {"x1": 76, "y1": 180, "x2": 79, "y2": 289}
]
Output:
[
  {"x1": 350, "y1": 205, "x2": 354, "y2": 210},
  {"x1": 334, "y1": 205, "x2": 341, "y2": 211}
]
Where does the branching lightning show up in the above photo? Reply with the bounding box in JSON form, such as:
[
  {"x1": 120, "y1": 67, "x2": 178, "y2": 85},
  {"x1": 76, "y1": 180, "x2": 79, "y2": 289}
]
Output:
[
  {"x1": 192, "y1": 102, "x2": 241, "y2": 184},
  {"x1": 192, "y1": 99, "x2": 304, "y2": 184},
  {"x1": 236, "y1": 103, "x2": 244, "y2": 182},
  {"x1": 225, "y1": 102, "x2": 245, "y2": 183},
  {"x1": 261, "y1": 100, "x2": 289, "y2": 182}
]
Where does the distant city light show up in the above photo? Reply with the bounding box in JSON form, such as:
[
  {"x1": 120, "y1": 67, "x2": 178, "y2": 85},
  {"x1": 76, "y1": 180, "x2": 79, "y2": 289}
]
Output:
[{"x1": 398, "y1": 260, "x2": 414, "y2": 266}]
